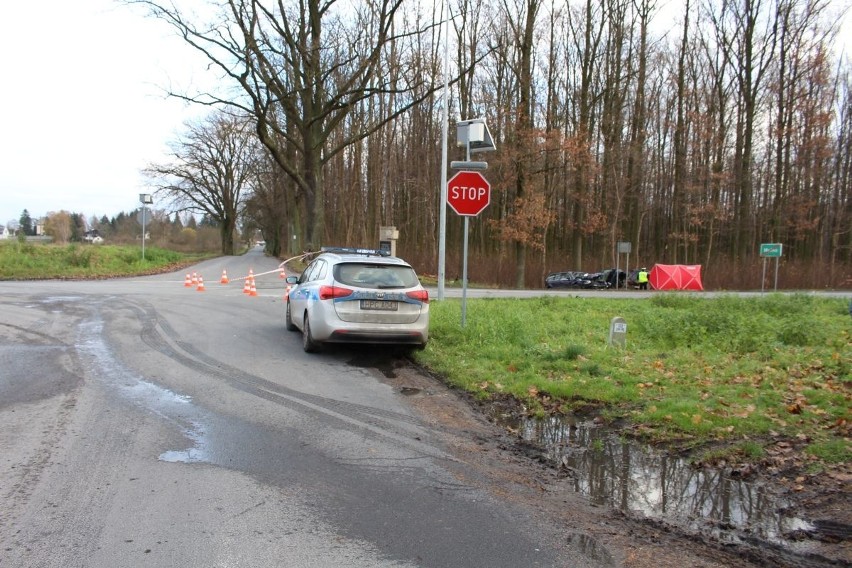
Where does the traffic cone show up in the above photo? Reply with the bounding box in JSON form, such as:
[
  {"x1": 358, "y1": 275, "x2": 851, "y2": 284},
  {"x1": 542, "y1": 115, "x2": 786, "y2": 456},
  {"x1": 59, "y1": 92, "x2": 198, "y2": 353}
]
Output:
[
  {"x1": 184, "y1": 274, "x2": 193, "y2": 287},
  {"x1": 220, "y1": 270, "x2": 229, "y2": 284},
  {"x1": 191, "y1": 272, "x2": 199, "y2": 286},
  {"x1": 279, "y1": 268, "x2": 285, "y2": 279},
  {"x1": 242, "y1": 278, "x2": 252, "y2": 295},
  {"x1": 196, "y1": 276, "x2": 206, "y2": 292},
  {"x1": 249, "y1": 278, "x2": 258, "y2": 297}
]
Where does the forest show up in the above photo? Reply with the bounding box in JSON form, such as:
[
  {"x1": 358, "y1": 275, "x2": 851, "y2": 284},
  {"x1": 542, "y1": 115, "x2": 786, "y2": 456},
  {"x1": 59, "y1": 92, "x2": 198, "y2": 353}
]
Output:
[{"x1": 134, "y1": 0, "x2": 851, "y2": 290}]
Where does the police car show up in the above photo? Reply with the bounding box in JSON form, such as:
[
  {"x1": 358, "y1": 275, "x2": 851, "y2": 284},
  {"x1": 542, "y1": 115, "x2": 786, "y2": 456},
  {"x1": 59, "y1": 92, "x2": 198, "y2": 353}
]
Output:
[{"x1": 285, "y1": 247, "x2": 429, "y2": 352}]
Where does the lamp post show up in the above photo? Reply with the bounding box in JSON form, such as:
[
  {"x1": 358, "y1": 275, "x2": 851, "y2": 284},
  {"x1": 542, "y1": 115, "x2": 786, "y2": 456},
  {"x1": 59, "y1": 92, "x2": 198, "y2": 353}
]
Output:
[
  {"x1": 139, "y1": 193, "x2": 152, "y2": 260},
  {"x1": 437, "y1": 0, "x2": 450, "y2": 300}
]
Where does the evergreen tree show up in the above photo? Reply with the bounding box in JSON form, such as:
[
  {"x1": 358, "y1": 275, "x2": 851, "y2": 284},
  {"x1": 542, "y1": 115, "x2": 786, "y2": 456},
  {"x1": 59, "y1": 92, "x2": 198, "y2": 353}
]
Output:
[
  {"x1": 19, "y1": 209, "x2": 33, "y2": 236},
  {"x1": 70, "y1": 213, "x2": 86, "y2": 242}
]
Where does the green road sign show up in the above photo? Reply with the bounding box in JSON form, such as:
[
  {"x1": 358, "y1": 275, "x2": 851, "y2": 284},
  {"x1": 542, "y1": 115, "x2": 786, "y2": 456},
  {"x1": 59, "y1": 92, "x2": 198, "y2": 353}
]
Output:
[{"x1": 760, "y1": 243, "x2": 783, "y2": 257}]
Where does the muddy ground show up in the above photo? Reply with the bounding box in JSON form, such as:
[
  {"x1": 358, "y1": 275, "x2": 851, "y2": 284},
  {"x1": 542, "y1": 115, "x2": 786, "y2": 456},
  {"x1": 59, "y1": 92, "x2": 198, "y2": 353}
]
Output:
[{"x1": 378, "y1": 358, "x2": 851, "y2": 568}]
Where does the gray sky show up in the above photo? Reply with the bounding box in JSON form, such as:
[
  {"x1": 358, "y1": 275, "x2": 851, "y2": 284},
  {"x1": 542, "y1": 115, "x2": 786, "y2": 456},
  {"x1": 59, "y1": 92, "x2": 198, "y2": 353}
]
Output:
[
  {"x1": 1, "y1": 0, "x2": 850, "y2": 228},
  {"x1": 1, "y1": 0, "x2": 211, "y2": 226}
]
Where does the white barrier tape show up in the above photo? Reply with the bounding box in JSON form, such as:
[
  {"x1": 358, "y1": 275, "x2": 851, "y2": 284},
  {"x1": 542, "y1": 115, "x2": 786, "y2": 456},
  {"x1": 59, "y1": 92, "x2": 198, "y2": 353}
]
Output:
[{"x1": 230, "y1": 267, "x2": 284, "y2": 282}]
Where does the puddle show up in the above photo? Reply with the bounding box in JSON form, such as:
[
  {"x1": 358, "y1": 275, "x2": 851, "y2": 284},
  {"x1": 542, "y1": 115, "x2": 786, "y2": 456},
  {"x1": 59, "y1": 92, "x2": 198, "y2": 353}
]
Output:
[
  {"x1": 76, "y1": 314, "x2": 210, "y2": 464},
  {"x1": 566, "y1": 532, "x2": 616, "y2": 567},
  {"x1": 158, "y1": 420, "x2": 210, "y2": 463},
  {"x1": 500, "y1": 414, "x2": 823, "y2": 552}
]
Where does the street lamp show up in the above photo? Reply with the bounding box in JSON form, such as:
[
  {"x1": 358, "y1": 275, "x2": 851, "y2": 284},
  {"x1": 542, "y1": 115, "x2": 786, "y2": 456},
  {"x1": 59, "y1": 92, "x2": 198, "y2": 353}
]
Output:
[{"x1": 139, "y1": 193, "x2": 152, "y2": 260}]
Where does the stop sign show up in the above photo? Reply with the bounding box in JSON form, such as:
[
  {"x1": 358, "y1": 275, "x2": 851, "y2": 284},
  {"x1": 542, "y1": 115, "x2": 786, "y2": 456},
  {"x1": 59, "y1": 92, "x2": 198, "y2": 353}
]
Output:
[{"x1": 447, "y1": 171, "x2": 491, "y2": 216}]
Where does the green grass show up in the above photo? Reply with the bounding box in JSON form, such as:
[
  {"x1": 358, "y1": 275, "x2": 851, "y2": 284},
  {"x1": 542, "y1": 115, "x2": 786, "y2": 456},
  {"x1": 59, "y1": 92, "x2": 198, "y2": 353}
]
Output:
[
  {"x1": 0, "y1": 241, "x2": 210, "y2": 279},
  {"x1": 415, "y1": 294, "x2": 851, "y2": 463}
]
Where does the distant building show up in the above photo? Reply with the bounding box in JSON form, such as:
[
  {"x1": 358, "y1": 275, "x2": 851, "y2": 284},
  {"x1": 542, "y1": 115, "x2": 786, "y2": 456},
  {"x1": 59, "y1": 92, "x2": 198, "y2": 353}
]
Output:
[
  {"x1": 83, "y1": 230, "x2": 104, "y2": 244},
  {"x1": 0, "y1": 225, "x2": 10, "y2": 239}
]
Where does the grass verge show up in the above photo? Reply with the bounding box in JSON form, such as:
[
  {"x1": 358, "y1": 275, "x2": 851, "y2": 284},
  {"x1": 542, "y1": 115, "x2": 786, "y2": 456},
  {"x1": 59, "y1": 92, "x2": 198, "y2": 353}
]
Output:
[
  {"x1": 414, "y1": 294, "x2": 851, "y2": 466},
  {"x1": 0, "y1": 241, "x2": 212, "y2": 279}
]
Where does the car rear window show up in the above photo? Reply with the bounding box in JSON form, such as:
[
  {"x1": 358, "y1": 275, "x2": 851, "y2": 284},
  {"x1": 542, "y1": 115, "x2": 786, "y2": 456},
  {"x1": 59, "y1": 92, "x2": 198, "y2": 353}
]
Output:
[{"x1": 334, "y1": 263, "x2": 420, "y2": 289}]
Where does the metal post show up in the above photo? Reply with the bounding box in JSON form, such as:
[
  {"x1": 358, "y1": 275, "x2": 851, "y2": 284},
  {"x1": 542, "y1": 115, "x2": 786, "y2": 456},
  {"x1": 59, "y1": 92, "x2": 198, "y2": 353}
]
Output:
[
  {"x1": 461, "y1": 216, "x2": 469, "y2": 327},
  {"x1": 774, "y1": 257, "x2": 780, "y2": 291},
  {"x1": 437, "y1": 0, "x2": 450, "y2": 301},
  {"x1": 616, "y1": 250, "x2": 620, "y2": 289},
  {"x1": 141, "y1": 208, "x2": 146, "y2": 261},
  {"x1": 460, "y1": 137, "x2": 471, "y2": 327},
  {"x1": 761, "y1": 258, "x2": 767, "y2": 293}
]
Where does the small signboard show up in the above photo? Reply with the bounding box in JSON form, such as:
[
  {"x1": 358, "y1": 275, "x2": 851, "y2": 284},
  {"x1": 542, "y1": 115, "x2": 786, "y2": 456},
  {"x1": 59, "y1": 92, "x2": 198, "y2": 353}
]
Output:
[
  {"x1": 760, "y1": 243, "x2": 783, "y2": 257},
  {"x1": 760, "y1": 243, "x2": 783, "y2": 292},
  {"x1": 608, "y1": 317, "x2": 627, "y2": 349}
]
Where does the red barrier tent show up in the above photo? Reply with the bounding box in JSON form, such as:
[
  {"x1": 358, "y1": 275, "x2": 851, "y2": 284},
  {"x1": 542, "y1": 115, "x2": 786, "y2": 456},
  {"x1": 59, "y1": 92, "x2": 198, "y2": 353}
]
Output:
[{"x1": 649, "y1": 264, "x2": 704, "y2": 291}]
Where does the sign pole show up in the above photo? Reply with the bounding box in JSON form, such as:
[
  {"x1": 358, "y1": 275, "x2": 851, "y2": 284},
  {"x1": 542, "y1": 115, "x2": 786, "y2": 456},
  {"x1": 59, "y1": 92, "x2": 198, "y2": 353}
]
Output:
[
  {"x1": 759, "y1": 243, "x2": 783, "y2": 293},
  {"x1": 461, "y1": 216, "x2": 469, "y2": 327},
  {"x1": 139, "y1": 194, "x2": 153, "y2": 261},
  {"x1": 141, "y1": 209, "x2": 146, "y2": 261},
  {"x1": 616, "y1": 251, "x2": 620, "y2": 289},
  {"x1": 774, "y1": 257, "x2": 780, "y2": 291},
  {"x1": 461, "y1": 139, "x2": 471, "y2": 327},
  {"x1": 447, "y1": 122, "x2": 494, "y2": 328}
]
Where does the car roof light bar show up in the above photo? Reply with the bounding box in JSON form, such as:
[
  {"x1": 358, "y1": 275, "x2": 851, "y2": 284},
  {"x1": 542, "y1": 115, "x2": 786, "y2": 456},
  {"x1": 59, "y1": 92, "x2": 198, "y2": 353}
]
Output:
[{"x1": 320, "y1": 246, "x2": 391, "y2": 257}]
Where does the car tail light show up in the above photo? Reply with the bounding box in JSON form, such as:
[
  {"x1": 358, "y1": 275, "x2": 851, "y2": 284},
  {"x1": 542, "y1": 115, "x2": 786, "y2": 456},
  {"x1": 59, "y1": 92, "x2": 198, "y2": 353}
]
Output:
[
  {"x1": 406, "y1": 289, "x2": 429, "y2": 303},
  {"x1": 319, "y1": 285, "x2": 353, "y2": 300}
]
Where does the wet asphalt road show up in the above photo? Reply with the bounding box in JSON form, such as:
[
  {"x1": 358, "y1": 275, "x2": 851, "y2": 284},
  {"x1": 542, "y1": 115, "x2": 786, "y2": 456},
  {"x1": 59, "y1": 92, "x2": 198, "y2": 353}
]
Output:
[{"x1": 0, "y1": 249, "x2": 597, "y2": 568}]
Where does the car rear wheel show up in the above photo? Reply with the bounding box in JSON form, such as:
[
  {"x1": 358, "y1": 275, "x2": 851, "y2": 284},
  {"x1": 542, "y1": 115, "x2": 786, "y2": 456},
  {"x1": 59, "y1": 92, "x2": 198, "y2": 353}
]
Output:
[
  {"x1": 285, "y1": 301, "x2": 297, "y2": 331},
  {"x1": 302, "y1": 313, "x2": 321, "y2": 353}
]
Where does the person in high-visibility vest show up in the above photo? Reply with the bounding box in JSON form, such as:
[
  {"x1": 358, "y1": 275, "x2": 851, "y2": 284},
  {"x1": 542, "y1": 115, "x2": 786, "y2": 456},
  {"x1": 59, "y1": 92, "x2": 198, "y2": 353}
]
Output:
[{"x1": 637, "y1": 268, "x2": 649, "y2": 290}]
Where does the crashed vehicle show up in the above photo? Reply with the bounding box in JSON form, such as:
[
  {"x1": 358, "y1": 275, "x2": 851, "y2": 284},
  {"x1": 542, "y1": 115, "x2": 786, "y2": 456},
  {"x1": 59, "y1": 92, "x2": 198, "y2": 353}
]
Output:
[
  {"x1": 544, "y1": 269, "x2": 626, "y2": 289},
  {"x1": 599, "y1": 269, "x2": 627, "y2": 288},
  {"x1": 544, "y1": 271, "x2": 586, "y2": 288}
]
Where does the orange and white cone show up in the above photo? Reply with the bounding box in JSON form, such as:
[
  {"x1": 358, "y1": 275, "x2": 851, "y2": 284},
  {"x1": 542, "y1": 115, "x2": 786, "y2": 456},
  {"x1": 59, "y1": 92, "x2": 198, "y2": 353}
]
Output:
[
  {"x1": 249, "y1": 278, "x2": 258, "y2": 297},
  {"x1": 279, "y1": 268, "x2": 285, "y2": 279},
  {"x1": 191, "y1": 272, "x2": 199, "y2": 286},
  {"x1": 242, "y1": 278, "x2": 252, "y2": 295},
  {"x1": 196, "y1": 276, "x2": 206, "y2": 292},
  {"x1": 184, "y1": 274, "x2": 193, "y2": 287},
  {"x1": 220, "y1": 269, "x2": 229, "y2": 284}
]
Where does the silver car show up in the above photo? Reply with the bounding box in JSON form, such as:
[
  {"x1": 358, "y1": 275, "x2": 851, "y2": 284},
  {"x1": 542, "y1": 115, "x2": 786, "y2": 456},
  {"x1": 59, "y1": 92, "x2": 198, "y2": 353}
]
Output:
[{"x1": 285, "y1": 247, "x2": 429, "y2": 352}]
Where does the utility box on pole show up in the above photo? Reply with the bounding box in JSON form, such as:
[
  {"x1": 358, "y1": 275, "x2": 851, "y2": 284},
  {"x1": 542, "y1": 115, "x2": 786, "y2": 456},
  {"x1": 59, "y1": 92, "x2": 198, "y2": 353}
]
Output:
[{"x1": 379, "y1": 226, "x2": 399, "y2": 257}]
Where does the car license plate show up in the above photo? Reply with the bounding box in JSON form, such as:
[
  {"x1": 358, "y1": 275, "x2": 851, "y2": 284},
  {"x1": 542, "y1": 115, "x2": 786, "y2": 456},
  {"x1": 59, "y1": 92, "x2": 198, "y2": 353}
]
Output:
[{"x1": 360, "y1": 300, "x2": 398, "y2": 311}]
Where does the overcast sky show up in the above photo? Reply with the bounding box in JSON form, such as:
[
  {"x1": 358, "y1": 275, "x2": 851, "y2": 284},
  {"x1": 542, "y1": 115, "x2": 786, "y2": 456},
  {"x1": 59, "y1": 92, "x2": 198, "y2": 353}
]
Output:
[
  {"x1": 0, "y1": 0, "x2": 212, "y2": 226},
  {"x1": 1, "y1": 1, "x2": 850, "y2": 228}
]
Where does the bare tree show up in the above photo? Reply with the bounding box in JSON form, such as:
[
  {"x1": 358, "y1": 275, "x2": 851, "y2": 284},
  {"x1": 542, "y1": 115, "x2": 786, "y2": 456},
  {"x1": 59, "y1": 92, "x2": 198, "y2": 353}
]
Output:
[
  {"x1": 144, "y1": 113, "x2": 259, "y2": 255},
  {"x1": 130, "y1": 0, "x2": 453, "y2": 249},
  {"x1": 708, "y1": 0, "x2": 779, "y2": 258}
]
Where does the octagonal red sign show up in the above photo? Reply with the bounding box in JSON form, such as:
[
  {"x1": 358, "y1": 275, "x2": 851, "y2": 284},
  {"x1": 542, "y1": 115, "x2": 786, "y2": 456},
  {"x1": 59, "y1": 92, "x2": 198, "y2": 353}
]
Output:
[{"x1": 447, "y1": 171, "x2": 491, "y2": 216}]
